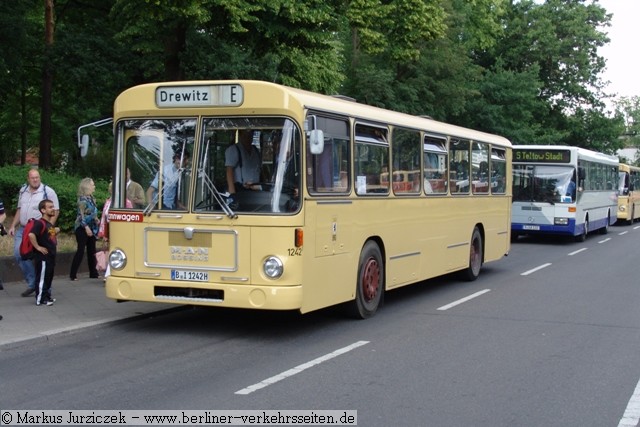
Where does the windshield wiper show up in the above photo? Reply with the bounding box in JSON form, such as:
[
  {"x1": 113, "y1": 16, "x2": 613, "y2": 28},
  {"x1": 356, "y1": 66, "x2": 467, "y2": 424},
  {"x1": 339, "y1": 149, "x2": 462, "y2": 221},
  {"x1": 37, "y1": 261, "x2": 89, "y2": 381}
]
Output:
[
  {"x1": 143, "y1": 167, "x2": 186, "y2": 216},
  {"x1": 197, "y1": 169, "x2": 237, "y2": 219}
]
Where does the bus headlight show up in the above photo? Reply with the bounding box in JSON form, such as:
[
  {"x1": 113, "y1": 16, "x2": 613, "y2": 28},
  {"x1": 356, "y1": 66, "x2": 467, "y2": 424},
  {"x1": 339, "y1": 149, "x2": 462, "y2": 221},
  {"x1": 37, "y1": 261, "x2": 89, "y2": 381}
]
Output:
[
  {"x1": 619, "y1": 205, "x2": 626, "y2": 212},
  {"x1": 554, "y1": 217, "x2": 569, "y2": 226},
  {"x1": 109, "y1": 249, "x2": 127, "y2": 270},
  {"x1": 263, "y1": 256, "x2": 284, "y2": 279}
]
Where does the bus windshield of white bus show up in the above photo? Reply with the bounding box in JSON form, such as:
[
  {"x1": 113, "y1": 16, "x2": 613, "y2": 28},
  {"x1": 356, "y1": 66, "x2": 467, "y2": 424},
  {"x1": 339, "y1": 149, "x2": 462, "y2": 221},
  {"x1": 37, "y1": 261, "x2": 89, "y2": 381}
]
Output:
[
  {"x1": 513, "y1": 165, "x2": 576, "y2": 203},
  {"x1": 117, "y1": 117, "x2": 302, "y2": 215}
]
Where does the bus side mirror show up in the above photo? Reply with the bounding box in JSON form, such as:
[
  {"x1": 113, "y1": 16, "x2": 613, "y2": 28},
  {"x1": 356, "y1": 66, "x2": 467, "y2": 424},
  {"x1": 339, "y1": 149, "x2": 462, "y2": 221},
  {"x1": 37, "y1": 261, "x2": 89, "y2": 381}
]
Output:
[
  {"x1": 309, "y1": 129, "x2": 324, "y2": 154},
  {"x1": 79, "y1": 134, "x2": 89, "y2": 158}
]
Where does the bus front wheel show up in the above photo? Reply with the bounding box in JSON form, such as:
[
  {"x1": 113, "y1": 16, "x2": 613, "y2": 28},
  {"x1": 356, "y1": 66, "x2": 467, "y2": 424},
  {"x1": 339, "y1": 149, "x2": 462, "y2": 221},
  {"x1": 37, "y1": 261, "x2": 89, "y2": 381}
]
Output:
[
  {"x1": 575, "y1": 219, "x2": 588, "y2": 242},
  {"x1": 460, "y1": 227, "x2": 483, "y2": 282},
  {"x1": 348, "y1": 241, "x2": 384, "y2": 319}
]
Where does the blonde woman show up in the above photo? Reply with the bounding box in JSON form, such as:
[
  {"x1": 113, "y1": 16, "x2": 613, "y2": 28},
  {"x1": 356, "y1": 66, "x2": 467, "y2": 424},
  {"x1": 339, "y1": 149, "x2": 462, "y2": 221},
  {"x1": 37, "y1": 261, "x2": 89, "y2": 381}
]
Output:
[{"x1": 69, "y1": 178, "x2": 99, "y2": 280}]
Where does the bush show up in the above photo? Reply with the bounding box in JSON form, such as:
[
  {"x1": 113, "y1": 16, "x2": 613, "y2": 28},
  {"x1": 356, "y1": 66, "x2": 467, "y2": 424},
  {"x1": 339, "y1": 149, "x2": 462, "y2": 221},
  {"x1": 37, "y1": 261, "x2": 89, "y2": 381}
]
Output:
[{"x1": 0, "y1": 165, "x2": 110, "y2": 233}]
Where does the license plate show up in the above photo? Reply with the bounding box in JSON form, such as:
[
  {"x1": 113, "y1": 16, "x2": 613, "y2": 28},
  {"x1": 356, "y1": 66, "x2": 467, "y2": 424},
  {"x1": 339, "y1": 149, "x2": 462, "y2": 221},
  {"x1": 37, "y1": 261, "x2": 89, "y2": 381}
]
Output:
[
  {"x1": 171, "y1": 269, "x2": 209, "y2": 282},
  {"x1": 522, "y1": 225, "x2": 540, "y2": 230}
]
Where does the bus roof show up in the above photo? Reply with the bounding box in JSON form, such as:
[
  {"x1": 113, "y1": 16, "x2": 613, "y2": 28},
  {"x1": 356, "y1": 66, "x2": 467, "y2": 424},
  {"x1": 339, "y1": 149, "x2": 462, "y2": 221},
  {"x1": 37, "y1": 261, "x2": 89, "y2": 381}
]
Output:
[
  {"x1": 114, "y1": 80, "x2": 511, "y2": 148},
  {"x1": 619, "y1": 163, "x2": 640, "y2": 172},
  {"x1": 512, "y1": 144, "x2": 618, "y2": 165}
]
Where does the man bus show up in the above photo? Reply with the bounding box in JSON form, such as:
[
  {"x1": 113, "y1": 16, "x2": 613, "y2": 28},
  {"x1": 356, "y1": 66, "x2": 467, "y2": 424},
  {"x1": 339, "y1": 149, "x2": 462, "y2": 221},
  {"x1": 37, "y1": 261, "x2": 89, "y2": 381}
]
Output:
[
  {"x1": 101, "y1": 80, "x2": 512, "y2": 318},
  {"x1": 511, "y1": 145, "x2": 618, "y2": 242}
]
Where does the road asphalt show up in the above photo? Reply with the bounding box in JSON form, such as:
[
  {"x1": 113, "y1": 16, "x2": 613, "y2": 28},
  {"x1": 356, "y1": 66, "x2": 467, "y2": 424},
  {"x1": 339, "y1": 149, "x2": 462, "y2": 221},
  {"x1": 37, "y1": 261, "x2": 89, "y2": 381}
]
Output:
[{"x1": 0, "y1": 273, "x2": 174, "y2": 349}]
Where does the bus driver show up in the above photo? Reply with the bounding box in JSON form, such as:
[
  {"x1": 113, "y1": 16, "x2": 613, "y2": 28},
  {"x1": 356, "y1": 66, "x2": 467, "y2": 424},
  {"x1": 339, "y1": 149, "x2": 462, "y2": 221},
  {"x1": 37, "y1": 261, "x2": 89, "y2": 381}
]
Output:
[{"x1": 225, "y1": 130, "x2": 262, "y2": 195}]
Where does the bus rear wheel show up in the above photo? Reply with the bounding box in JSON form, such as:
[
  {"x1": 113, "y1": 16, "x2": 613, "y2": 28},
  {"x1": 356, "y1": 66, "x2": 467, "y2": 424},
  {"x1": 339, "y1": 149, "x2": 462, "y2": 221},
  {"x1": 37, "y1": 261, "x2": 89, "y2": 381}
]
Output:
[
  {"x1": 599, "y1": 212, "x2": 610, "y2": 234},
  {"x1": 347, "y1": 241, "x2": 384, "y2": 319},
  {"x1": 460, "y1": 227, "x2": 483, "y2": 282}
]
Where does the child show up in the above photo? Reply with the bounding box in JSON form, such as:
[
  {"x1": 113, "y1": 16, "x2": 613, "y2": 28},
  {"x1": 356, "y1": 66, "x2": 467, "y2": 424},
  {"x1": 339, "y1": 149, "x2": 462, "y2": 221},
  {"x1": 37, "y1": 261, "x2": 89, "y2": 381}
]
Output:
[{"x1": 29, "y1": 199, "x2": 58, "y2": 306}]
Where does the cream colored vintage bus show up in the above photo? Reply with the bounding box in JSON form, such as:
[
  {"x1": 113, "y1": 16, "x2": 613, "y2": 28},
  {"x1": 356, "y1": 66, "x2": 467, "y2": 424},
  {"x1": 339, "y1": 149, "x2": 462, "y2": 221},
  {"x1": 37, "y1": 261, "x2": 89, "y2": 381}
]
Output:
[
  {"x1": 618, "y1": 163, "x2": 640, "y2": 224},
  {"x1": 104, "y1": 80, "x2": 512, "y2": 318}
]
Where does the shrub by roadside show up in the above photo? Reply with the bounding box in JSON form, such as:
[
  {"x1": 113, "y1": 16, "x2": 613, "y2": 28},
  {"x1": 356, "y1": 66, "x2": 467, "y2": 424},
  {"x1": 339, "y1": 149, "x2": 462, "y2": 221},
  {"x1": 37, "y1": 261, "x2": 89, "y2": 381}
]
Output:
[{"x1": 0, "y1": 165, "x2": 109, "y2": 235}]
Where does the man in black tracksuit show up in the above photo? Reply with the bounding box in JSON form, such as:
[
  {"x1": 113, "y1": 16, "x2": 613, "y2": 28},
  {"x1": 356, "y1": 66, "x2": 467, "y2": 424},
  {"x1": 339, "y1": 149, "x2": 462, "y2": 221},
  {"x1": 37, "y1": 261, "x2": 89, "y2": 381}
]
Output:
[{"x1": 29, "y1": 199, "x2": 58, "y2": 306}]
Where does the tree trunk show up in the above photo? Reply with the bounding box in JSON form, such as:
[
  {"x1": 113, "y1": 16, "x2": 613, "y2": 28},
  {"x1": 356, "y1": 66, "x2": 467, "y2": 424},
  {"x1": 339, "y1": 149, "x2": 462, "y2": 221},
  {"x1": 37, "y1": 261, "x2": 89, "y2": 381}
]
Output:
[
  {"x1": 21, "y1": 87, "x2": 27, "y2": 165},
  {"x1": 39, "y1": 0, "x2": 55, "y2": 169},
  {"x1": 163, "y1": 24, "x2": 186, "y2": 81}
]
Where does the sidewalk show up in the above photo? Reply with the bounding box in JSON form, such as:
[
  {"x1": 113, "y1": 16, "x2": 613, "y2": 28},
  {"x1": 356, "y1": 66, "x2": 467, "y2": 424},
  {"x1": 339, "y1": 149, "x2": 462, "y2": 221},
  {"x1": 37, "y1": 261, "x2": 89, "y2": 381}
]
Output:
[{"x1": 0, "y1": 274, "x2": 175, "y2": 349}]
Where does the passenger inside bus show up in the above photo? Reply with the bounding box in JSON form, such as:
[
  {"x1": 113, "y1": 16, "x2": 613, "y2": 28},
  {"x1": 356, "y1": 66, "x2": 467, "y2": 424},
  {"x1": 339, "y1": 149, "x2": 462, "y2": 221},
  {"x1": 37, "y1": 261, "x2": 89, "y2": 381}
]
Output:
[
  {"x1": 271, "y1": 137, "x2": 300, "y2": 211},
  {"x1": 146, "y1": 151, "x2": 190, "y2": 210},
  {"x1": 225, "y1": 130, "x2": 263, "y2": 195},
  {"x1": 566, "y1": 176, "x2": 576, "y2": 199}
]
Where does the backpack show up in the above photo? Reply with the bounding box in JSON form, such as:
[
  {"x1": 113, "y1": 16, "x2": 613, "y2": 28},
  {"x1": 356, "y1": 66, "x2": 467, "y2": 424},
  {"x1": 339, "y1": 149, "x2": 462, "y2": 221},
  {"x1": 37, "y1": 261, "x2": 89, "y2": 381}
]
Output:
[
  {"x1": 20, "y1": 183, "x2": 49, "y2": 200},
  {"x1": 20, "y1": 218, "x2": 46, "y2": 260}
]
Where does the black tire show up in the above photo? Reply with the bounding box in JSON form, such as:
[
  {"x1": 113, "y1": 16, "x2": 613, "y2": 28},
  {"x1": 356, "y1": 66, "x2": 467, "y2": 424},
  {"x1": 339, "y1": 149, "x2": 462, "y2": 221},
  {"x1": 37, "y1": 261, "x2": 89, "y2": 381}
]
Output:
[
  {"x1": 510, "y1": 232, "x2": 519, "y2": 243},
  {"x1": 599, "y1": 212, "x2": 610, "y2": 234},
  {"x1": 347, "y1": 241, "x2": 384, "y2": 319},
  {"x1": 575, "y1": 218, "x2": 588, "y2": 242},
  {"x1": 628, "y1": 207, "x2": 635, "y2": 225},
  {"x1": 460, "y1": 227, "x2": 483, "y2": 282}
]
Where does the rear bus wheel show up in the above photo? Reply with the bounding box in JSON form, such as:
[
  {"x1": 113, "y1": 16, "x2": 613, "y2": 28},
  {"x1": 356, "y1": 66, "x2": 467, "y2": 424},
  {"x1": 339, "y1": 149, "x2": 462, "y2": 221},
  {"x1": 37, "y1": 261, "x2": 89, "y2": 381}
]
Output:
[
  {"x1": 599, "y1": 212, "x2": 610, "y2": 234},
  {"x1": 347, "y1": 241, "x2": 384, "y2": 319},
  {"x1": 460, "y1": 227, "x2": 483, "y2": 282}
]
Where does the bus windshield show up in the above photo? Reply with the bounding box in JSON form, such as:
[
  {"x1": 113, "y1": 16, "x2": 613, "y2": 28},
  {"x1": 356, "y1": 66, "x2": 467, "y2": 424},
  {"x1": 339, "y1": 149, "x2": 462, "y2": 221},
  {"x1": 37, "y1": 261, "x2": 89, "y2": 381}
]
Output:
[
  {"x1": 119, "y1": 117, "x2": 301, "y2": 215},
  {"x1": 513, "y1": 164, "x2": 576, "y2": 203},
  {"x1": 619, "y1": 171, "x2": 630, "y2": 195}
]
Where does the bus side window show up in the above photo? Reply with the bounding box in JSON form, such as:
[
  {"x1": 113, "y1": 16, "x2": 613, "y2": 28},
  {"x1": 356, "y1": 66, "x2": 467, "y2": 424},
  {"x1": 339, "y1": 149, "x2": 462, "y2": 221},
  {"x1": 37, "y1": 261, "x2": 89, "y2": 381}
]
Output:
[
  {"x1": 355, "y1": 123, "x2": 389, "y2": 195},
  {"x1": 423, "y1": 136, "x2": 448, "y2": 195},
  {"x1": 491, "y1": 147, "x2": 507, "y2": 194},
  {"x1": 306, "y1": 115, "x2": 350, "y2": 194},
  {"x1": 391, "y1": 128, "x2": 421, "y2": 194},
  {"x1": 450, "y1": 139, "x2": 470, "y2": 194}
]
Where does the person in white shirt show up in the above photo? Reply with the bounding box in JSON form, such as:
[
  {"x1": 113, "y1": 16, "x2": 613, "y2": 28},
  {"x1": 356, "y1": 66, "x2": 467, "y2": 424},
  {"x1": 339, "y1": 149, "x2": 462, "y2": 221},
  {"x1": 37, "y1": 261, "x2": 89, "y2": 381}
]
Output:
[
  {"x1": 147, "y1": 152, "x2": 190, "y2": 210},
  {"x1": 8, "y1": 169, "x2": 60, "y2": 297},
  {"x1": 225, "y1": 130, "x2": 262, "y2": 195}
]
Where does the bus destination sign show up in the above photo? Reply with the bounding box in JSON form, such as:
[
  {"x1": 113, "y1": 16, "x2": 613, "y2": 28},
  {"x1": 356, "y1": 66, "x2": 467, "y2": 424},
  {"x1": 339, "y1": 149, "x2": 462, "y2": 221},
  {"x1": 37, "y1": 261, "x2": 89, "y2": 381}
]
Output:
[
  {"x1": 513, "y1": 148, "x2": 571, "y2": 163},
  {"x1": 156, "y1": 84, "x2": 243, "y2": 108}
]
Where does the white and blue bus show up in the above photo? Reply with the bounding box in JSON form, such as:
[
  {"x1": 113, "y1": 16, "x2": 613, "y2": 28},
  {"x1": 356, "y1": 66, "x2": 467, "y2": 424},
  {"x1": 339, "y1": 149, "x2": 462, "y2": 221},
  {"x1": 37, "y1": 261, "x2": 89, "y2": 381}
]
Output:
[{"x1": 511, "y1": 145, "x2": 618, "y2": 241}]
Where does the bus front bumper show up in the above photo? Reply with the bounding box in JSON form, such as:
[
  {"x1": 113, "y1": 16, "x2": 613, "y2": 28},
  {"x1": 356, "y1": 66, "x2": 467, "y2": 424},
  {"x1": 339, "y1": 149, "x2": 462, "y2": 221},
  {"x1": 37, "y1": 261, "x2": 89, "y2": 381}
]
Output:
[{"x1": 105, "y1": 278, "x2": 303, "y2": 311}]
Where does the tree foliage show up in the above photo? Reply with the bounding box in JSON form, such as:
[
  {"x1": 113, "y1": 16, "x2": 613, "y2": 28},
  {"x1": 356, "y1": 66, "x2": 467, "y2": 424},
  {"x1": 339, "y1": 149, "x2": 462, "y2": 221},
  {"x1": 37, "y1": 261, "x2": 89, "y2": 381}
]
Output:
[{"x1": 0, "y1": 0, "x2": 635, "y2": 177}]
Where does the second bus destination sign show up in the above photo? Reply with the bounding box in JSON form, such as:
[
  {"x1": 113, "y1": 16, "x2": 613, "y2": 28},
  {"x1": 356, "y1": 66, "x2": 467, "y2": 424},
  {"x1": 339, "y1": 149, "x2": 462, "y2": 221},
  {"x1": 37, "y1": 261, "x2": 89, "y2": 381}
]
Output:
[
  {"x1": 155, "y1": 84, "x2": 243, "y2": 108},
  {"x1": 513, "y1": 148, "x2": 571, "y2": 163}
]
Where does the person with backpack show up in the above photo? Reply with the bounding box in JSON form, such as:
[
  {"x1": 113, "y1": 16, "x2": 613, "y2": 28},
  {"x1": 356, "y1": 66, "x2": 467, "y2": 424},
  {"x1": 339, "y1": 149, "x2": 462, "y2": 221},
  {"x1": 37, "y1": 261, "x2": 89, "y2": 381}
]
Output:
[
  {"x1": 8, "y1": 168, "x2": 60, "y2": 297},
  {"x1": 28, "y1": 199, "x2": 58, "y2": 306},
  {"x1": 69, "y1": 178, "x2": 100, "y2": 281}
]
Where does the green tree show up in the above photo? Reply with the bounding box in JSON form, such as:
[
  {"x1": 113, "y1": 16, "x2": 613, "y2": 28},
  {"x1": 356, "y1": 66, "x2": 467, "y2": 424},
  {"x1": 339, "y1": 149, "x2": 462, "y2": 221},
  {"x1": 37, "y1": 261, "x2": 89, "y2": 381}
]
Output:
[
  {"x1": 111, "y1": 0, "x2": 345, "y2": 92},
  {"x1": 494, "y1": 0, "x2": 610, "y2": 111},
  {"x1": 0, "y1": 0, "x2": 42, "y2": 166},
  {"x1": 562, "y1": 108, "x2": 625, "y2": 154},
  {"x1": 614, "y1": 96, "x2": 640, "y2": 160},
  {"x1": 457, "y1": 64, "x2": 561, "y2": 144}
]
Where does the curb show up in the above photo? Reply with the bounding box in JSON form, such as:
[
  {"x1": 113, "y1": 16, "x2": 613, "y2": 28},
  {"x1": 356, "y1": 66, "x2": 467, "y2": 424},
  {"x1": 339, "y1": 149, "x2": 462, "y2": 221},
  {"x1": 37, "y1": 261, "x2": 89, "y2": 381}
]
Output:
[
  {"x1": 1, "y1": 252, "x2": 88, "y2": 284},
  {"x1": 0, "y1": 306, "x2": 187, "y2": 351}
]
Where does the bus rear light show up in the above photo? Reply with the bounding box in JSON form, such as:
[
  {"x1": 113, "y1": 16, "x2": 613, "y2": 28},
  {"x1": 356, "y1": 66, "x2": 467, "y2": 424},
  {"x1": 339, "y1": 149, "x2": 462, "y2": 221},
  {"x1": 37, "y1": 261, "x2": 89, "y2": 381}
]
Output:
[
  {"x1": 568, "y1": 207, "x2": 576, "y2": 212},
  {"x1": 295, "y1": 228, "x2": 303, "y2": 247}
]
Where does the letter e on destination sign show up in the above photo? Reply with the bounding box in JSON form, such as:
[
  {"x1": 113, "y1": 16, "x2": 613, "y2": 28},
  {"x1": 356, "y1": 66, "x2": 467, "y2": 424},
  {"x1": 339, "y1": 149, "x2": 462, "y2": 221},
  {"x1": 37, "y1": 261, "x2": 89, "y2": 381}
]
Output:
[{"x1": 155, "y1": 84, "x2": 243, "y2": 108}]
